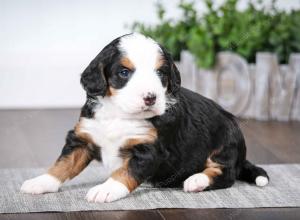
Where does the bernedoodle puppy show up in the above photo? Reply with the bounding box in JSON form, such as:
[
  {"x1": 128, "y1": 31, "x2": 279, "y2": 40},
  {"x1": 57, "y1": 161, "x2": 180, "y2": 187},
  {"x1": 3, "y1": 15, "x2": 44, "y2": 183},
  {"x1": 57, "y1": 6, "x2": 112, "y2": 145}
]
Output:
[{"x1": 21, "y1": 33, "x2": 269, "y2": 203}]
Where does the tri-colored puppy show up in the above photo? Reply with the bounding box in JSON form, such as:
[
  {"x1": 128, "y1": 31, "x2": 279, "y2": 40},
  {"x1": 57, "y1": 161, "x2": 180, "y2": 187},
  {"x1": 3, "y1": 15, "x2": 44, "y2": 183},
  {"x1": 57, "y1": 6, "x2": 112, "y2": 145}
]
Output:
[{"x1": 21, "y1": 33, "x2": 269, "y2": 203}]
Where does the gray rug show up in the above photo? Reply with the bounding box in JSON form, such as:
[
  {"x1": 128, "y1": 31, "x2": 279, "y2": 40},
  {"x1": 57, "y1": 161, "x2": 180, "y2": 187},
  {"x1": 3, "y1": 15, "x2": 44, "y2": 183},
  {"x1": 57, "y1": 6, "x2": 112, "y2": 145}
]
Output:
[{"x1": 1, "y1": 164, "x2": 300, "y2": 213}]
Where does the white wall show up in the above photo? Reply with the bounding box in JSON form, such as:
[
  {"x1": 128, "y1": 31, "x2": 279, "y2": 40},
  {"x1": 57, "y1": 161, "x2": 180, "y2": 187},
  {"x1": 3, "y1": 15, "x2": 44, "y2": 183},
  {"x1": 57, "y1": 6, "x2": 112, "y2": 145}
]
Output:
[{"x1": 0, "y1": 0, "x2": 299, "y2": 108}]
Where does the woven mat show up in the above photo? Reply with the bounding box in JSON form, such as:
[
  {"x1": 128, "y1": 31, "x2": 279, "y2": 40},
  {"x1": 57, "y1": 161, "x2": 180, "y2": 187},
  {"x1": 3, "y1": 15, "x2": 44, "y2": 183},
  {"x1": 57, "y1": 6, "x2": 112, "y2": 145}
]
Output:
[{"x1": 1, "y1": 164, "x2": 300, "y2": 213}]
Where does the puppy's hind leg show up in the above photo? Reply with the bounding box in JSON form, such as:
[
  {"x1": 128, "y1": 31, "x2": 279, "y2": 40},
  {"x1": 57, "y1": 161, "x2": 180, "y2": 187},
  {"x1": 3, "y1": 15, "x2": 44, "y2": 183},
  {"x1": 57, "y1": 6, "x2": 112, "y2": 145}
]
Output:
[
  {"x1": 184, "y1": 147, "x2": 237, "y2": 192},
  {"x1": 183, "y1": 159, "x2": 227, "y2": 192},
  {"x1": 21, "y1": 130, "x2": 98, "y2": 194}
]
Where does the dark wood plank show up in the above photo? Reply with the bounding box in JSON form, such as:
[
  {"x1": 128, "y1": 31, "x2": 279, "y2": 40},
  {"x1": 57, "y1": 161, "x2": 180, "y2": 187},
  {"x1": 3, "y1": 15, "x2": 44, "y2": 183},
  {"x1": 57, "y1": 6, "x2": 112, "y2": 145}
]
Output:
[
  {"x1": 159, "y1": 208, "x2": 300, "y2": 220},
  {"x1": 0, "y1": 109, "x2": 79, "y2": 168},
  {"x1": 2, "y1": 208, "x2": 300, "y2": 220},
  {"x1": 4, "y1": 208, "x2": 300, "y2": 220},
  {"x1": 1, "y1": 210, "x2": 164, "y2": 220},
  {"x1": 239, "y1": 119, "x2": 300, "y2": 163}
]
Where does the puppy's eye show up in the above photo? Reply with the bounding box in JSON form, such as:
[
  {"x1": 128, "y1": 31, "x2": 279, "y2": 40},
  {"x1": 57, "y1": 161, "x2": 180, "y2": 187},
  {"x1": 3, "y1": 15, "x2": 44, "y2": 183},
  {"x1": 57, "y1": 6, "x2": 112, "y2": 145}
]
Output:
[
  {"x1": 156, "y1": 70, "x2": 164, "y2": 78},
  {"x1": 118, "y1": 69, "x2": 130, "y2": 78}
]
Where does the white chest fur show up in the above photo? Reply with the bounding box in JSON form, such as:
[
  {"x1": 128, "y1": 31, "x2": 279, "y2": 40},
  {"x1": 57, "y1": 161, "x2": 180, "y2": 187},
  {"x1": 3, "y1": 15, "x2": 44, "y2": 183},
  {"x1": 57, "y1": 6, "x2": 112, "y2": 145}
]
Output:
[{"x1": 78, "y1": 99, "x2": 154, "y2": 174}]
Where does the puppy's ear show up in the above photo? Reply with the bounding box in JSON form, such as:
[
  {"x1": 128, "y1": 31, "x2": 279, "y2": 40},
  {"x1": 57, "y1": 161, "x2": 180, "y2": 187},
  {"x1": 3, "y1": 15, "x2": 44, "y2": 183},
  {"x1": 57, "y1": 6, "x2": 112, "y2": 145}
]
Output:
[
  {"x1": 168, "y1": 62, "x2": 181, "y2": 95},
  {"x1": 160, "y1": 45, "x2": 181, "y2": 95},
  {"x1": 80, "y1": 42, "x2": 119, "y2": 97},
  {"x1": 80, "y1": 60, "x2": 107, "y2": 97}
]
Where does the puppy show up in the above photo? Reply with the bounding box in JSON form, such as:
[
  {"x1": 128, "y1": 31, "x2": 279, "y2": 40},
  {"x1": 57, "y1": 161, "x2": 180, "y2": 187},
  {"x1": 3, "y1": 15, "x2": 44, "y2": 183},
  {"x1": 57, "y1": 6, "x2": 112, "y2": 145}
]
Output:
[{"x1": 21, "y1": 33, "x2": 269, "y2": 203}]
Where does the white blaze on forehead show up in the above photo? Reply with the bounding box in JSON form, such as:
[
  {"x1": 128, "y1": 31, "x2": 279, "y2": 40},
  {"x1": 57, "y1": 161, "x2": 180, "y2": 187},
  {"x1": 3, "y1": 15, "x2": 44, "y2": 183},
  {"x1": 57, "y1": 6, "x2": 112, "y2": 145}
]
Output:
[
  {"x1": 112, "y1": 33, "x2": 167, "y2": 117},
  {"x1": 118, "y1": 33, "x2": 162, "y2": 69}
]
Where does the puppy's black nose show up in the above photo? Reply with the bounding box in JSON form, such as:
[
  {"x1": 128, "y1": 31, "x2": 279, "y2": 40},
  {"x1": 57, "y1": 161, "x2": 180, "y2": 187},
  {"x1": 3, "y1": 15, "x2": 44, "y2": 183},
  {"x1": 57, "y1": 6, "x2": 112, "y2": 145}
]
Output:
[{"x1": 144, "y1": 93, "x2": 156, "y2": 106}]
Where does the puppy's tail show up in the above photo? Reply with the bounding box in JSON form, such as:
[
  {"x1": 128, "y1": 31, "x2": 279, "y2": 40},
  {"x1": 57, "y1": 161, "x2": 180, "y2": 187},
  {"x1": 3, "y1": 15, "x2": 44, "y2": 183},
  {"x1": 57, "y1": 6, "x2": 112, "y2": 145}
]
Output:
[{"x1": 238, "y1": 160, "x2": 269, "y2": 187}]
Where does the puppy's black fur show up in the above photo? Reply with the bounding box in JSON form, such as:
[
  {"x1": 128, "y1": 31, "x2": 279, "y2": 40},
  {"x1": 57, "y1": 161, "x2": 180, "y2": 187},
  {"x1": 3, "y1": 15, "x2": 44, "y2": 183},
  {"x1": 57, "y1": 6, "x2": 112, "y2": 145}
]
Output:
[
  {"x1": 121, "y1": 86, "x2": 269, "y2": 189},
  {"x1": 61, "y1": 34, "x2": 269, "y2": 191}
]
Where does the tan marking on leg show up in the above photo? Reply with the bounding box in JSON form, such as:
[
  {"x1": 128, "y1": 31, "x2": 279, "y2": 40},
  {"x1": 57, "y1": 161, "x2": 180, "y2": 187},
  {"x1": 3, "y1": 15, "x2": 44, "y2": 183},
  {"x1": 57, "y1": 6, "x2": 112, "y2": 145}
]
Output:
[
  {"x1": 48, "y1": 147, "x2": 91, "y2": 182},
  {"x1": 203, "y1": 158, "x2": 223, "y2": 184},
  {"x1": 206, "y1": 158, "x2": 222, "y2": 169},
  {"x1": 115, "y1": 128, "x2": 157, "y2": 190},
  {"x1": 210, "y1": 145, "x2": 224, "y2": 157},
  {"x1": 74, "y1": 121, "x2": 94, "y2": 144},
  {"x1": 123, "y1": 128, "x2": 157, "y2": 149},
  {"x1": 120, "y1": 57, "x2": 135, "y2": 70},
  {"x1": 111, "y1": 159, "x2": 139, "y2": 192}
]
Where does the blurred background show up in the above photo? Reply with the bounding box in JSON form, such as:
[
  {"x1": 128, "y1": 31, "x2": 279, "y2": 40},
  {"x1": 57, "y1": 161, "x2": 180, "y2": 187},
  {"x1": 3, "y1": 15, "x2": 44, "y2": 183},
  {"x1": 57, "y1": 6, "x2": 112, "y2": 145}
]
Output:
[
  {"x1": 0, "y1": 0, "x2": 299, "y2": 111},
  {"x1": 0, "y1": 0, "x2": 300, "y2": 168}
]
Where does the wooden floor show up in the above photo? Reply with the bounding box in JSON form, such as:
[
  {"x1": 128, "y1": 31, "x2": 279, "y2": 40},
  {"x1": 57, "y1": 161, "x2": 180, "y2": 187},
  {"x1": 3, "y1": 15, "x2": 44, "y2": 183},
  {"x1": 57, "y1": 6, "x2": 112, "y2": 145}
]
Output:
[{"x1": 0, "y1": 109, "x2": 300, "y2": 220}]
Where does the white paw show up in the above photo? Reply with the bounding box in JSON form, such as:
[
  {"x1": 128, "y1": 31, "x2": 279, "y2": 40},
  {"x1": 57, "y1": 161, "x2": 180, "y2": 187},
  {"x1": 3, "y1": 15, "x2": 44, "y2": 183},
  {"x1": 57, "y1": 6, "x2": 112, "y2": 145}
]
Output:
[
  {"x1": 20, "y1": 174, "x2": 61, "y2": 194},
  {"x1": 255, "y1": 176, "x2": 269, "y2": 187},
  {"x1": 86, "y1": 178, "x2": 129, "y2": 203},
  {"x1": 183, "y1": 173, "x2": 210, "y2": 192}
]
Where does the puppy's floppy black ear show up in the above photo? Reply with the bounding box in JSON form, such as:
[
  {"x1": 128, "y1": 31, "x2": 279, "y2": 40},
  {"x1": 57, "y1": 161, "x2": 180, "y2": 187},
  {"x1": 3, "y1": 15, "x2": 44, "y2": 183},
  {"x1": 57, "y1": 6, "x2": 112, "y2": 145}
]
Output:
[
  {"x1": 160, "y1": 45, "x2": 181, "y2": 95},
  {"x1": 80, "y1": 41, "x2": 119, "y2": 97},
  {"x1": 80, "y1": 60, "x2": 107, "y2": 97},
  {"x1": 168, "y1": 62, "x2": 181, "y2": 95}
]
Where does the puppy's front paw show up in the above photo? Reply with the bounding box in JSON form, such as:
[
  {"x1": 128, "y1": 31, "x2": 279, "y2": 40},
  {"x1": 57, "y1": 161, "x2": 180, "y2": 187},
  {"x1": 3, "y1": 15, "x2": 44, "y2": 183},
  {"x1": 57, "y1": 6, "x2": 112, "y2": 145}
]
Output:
[
  {"x1": 20, "y1": 174, "x2": 61, "y2": 194},
  {"x1": 86, "y1": 178, "x2": 129, "y2": 203},
  {"x1": 183, "y1": 173, "x2": 210, "y2": 192}
]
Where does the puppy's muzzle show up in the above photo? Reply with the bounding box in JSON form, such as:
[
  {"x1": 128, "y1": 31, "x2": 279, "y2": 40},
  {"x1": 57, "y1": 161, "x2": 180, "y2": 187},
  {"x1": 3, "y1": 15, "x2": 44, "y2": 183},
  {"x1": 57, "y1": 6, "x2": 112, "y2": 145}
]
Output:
[{"x1": 143, "y1": 93, "x2": 156, "y2": 106}]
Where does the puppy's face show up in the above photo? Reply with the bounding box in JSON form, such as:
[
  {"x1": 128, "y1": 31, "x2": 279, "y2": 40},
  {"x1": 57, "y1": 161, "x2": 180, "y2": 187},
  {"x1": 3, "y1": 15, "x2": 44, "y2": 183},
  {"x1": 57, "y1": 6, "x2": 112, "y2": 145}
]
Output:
[{"x1": 81, "y1": 33, "x2": 181, "y2": 118}]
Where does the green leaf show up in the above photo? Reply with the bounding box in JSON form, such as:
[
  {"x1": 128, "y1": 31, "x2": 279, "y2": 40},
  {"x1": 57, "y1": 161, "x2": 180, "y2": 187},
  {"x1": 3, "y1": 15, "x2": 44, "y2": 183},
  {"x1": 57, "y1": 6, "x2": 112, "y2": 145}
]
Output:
[{"x1": 130, "y1": 0, "x2": 300, "y2": 68}]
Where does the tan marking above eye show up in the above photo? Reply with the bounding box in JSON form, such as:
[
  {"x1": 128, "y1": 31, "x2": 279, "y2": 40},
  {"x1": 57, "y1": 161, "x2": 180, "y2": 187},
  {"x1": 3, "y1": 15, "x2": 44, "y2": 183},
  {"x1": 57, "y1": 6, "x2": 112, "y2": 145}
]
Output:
[
  {"x1": 120, "y1": 57, "x2": 135, "y2": 70},
  {"x1": 155, "y1": 54, "x2": 165, "y2": 70}
]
